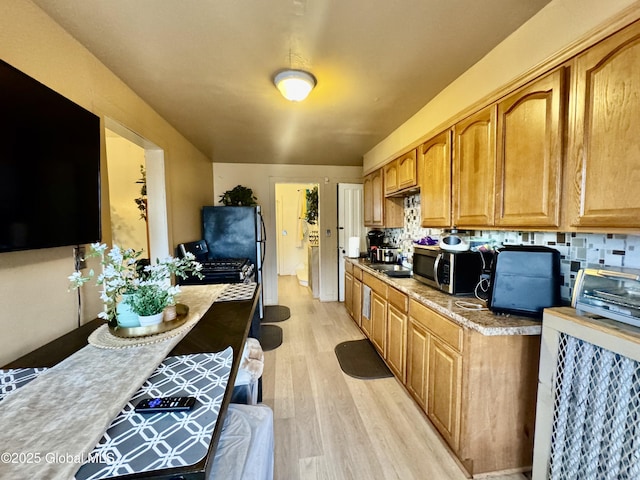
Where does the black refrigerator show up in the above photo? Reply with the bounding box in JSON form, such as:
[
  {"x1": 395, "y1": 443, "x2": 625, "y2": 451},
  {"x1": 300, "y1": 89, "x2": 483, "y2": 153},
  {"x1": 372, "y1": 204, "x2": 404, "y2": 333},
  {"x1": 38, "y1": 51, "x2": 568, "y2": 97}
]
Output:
[{"x1": 202, "y1": 206, "x2": 265, "y2": 321}]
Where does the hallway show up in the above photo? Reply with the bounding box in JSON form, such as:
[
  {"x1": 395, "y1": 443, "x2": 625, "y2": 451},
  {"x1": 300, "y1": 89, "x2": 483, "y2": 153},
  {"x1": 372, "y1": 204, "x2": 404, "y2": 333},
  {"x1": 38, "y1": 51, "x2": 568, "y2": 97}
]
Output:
[{"x1": 261, "y1": 275, "x2": 530, "y2": 480}]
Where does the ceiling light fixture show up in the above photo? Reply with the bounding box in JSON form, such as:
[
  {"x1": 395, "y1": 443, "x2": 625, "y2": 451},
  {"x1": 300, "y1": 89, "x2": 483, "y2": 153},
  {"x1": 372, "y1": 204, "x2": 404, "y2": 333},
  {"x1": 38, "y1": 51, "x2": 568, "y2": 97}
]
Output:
[{"x1": 273, "y1": 69, "x2": 316, "y2": 102}]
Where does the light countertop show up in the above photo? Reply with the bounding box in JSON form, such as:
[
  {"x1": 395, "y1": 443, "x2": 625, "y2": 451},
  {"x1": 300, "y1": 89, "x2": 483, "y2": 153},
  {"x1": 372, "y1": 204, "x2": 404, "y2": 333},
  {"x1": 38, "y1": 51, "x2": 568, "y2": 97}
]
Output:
[{"x1": 347, "y1": 258, "x2": 542, "y2": 336}]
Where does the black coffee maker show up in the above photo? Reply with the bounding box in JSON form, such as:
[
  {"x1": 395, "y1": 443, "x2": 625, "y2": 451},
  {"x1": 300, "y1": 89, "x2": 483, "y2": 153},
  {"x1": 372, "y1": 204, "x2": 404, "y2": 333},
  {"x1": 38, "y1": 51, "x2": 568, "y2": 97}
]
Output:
[{"x1": 367, "y1": 229, "x2": 385, "y2": 261}]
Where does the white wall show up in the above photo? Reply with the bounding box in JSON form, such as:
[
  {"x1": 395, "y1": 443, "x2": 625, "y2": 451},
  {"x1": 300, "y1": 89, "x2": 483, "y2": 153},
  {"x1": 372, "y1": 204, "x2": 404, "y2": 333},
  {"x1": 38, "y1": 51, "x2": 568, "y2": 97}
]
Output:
[
  {"x1": 213, "y1": 163, "x2": 363, "y2": 303},
  {"x1": 363, "y1": 0, "x2": 639, "y2": 171},
  {"x1": 0, "y1": 0, "x2": 214, "y2": 366}
]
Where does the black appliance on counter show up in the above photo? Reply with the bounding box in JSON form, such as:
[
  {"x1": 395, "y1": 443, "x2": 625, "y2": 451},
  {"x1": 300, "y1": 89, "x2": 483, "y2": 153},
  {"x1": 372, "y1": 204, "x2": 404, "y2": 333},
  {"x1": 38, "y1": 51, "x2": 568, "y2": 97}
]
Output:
[
  {"x1": 487, "y1": 245, "x2": 561, "y2": 318},
  {"x1": 178, "y1": 240, "x2": 255, "y2": 284},
  {"x1": 412, "y1": 245, "x2": 486, "y2": 295},
  {"x1": 367, "y1": 229, "x2": 384, "y2": 253}
]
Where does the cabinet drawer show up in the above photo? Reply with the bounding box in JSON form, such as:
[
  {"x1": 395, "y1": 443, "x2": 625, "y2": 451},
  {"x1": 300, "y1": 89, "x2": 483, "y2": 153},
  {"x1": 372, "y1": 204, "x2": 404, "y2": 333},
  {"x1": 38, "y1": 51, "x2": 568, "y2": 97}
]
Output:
[
  {"x1": 363, "y1": 272, "x2": 388, "y2": 297},
  {"x1": 345, "y1": 261, "x2": 353, "y2": 275},
  {"x1": 388, "y1": 287, "x2": 408, "y2": 312},
  {"x1": 353, "y1": 266, "x2": 363, "y2": 281},
  {"x1": 409, "y1": 299, "x2": 463, "y2": 352}
]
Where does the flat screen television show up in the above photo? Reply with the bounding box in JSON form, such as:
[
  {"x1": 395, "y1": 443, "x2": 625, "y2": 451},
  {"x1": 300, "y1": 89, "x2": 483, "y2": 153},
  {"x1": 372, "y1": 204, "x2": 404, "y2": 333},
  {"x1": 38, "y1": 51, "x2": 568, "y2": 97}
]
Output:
[{"x1": 0, "y1": 59, "x2": 101, "y2": 253}]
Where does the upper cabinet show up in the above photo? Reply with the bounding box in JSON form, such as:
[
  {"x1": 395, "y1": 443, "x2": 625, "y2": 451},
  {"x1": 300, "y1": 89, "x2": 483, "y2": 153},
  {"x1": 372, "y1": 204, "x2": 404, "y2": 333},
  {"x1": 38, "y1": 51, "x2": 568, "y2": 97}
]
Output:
[
  {"x1": 364, "y1": 169, "x2": 404, "y2": 228},
  {"x1": 419, "y1": 130, "x2": 452, "y2": 227},
  {"x1": 453, "y1": 106, "x2": 497, "y2": 228},
  {"x1": 495, "y1": 69, "x2": 565, "y2": 228},
  {"x1": 567, "y1": 21, "x2": 640, "y2": 229},
  {"x1": 384, "y1": 149, "x2": 418, "y2": 196}
]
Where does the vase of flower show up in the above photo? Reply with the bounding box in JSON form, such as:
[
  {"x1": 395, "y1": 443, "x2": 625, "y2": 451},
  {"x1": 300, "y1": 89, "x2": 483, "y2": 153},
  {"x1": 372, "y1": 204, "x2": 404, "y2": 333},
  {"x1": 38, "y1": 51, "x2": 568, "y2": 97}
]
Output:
[
  {"x1": 116, "y1": 293, "x2": 140, "y2": 327},
  {"x1": 68, "y1": 243, "x2": 204, "y2": 328}
]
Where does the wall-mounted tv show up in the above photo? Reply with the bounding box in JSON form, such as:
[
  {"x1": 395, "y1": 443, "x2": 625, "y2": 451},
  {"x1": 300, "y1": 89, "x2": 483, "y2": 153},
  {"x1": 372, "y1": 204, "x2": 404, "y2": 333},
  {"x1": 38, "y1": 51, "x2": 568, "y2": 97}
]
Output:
[{"x1": 0, "y1": 59, "x2": 101, "y2": 253}]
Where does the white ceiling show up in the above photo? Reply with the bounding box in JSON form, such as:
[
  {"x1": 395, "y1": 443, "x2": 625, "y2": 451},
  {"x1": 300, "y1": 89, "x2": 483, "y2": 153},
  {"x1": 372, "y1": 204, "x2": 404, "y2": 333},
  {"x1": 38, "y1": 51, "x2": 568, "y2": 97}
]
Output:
[{"x1": 33, "y1": 0, "x2": 552, "y2": 167}]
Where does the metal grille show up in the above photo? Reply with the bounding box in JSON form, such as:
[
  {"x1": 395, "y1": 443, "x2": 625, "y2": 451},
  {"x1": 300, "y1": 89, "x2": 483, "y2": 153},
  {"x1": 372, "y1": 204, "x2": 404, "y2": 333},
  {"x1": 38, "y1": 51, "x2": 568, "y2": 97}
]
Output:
[{"x1": 549, "y1": 333, "x2": 640, "y2": 479}]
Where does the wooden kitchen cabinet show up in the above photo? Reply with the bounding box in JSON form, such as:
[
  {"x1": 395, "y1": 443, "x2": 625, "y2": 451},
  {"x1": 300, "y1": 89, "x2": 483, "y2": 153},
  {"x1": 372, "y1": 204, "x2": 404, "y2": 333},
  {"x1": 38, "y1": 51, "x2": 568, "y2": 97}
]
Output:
[
  {"x1": 419, "y1": 129, "x2": 452, "y2": 227},
  {"x1": 428, "y1": 337, "x2": 462, "y2": 451},
  {"x1": 363, "y1": 272, "x2": 388, "y2": 355},
  {"x1": 410, "y1": 300, "x2": 463, "y2": 451},
  {"x1": 406, "y1": 316, "x2": 429, "y2": 410},
  {"x1": 384, "y1": 149, "x2": 418, "y2": 196},
  {"x1": 383, "y1": 160, "x2": 399, "y2": 195},
  {"x1": 408, "y1": 298, "x2": 539, "y2": 476},
  {"x1": 344, "y1": 271, "x2": 353, "y2": 318},
  {"x1": 364, "y1": 168, "x2": 404, "y2": 227},
  {"x1": 495, "y1": 69, "x2": 565, "y2": 228},
  {"x1": 453, "y1": 105, "x2": 497, "y2": 227},
  {"x1": 566, "y1": 20, "x2": 640, "y2": 229},
  {"x1": 386, "y1": 287, "x2": 408, "y2": 381},
  {"x1": 364, "y1": 170, "x2": 384, "y2": 226},
  {"x1": 353, "y1": 276, "x2": 362, "y2": 328}
]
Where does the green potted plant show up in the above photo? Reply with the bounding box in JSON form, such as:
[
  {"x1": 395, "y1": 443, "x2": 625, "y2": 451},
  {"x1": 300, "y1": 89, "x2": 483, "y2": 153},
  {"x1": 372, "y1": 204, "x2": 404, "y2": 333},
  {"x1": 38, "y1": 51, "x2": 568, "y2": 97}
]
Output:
[
  {"x1": 127, "y1": 284, "x2": 169, "y2": 326},
  {"x1": 218, "y1": 185, "x2": 258, "y2": 206}
]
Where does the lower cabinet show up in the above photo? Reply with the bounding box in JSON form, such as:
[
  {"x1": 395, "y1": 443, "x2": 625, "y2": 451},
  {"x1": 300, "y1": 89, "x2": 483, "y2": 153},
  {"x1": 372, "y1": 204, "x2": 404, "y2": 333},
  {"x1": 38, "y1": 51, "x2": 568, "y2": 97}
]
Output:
[
  {"x1": 408, "y1": 298, "x2": 539, "y2": 477},
  {"x1": 428, "y1": 337, "x2": 462, "y2": 451},
  {"x1": 406, "y1": 317, "x2": 429, "y2": 410},
  {"x1": 386, "y1": 287, "x2": 408, "y2": 381},
  {"x1": 344, "y1": 264, "x2": 540, "y2": 477},
  {"x1": 363, "y1": 272, "x2": 388, "y2": 355}
]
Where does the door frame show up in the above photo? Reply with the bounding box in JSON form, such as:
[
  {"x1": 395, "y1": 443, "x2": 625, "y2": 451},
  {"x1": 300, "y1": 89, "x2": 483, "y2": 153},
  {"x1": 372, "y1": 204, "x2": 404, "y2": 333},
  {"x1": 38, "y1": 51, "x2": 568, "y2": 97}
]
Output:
[{"x1": 104, "y1": 118, "x2": 170, "y2": 261}]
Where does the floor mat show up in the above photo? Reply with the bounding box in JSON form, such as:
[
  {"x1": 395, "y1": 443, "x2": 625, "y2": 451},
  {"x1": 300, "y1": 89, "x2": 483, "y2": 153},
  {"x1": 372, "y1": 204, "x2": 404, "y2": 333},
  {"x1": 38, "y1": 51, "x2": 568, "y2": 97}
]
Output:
[
  {"x1": 262, "y1": 305, "x2": 290, "y2": 323},
  {"x1": 334, "y1": 339, "x2": 393, "y2": 380},
  {"x1": 259, "y1": 325, "x2": 283, "y2": 351}
]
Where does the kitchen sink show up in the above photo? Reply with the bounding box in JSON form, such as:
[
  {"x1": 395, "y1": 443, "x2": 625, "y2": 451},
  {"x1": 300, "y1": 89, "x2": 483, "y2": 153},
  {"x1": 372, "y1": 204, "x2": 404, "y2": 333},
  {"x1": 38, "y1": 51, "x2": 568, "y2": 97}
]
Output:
[{"x1": 366, "y1": 263, "x2": 412, "y2": 277}]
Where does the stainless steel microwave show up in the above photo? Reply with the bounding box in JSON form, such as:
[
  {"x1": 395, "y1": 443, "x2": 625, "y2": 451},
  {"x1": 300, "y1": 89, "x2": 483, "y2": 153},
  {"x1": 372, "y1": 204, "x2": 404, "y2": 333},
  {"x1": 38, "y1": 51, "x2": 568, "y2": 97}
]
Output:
[{"x1": 412, "y1": 245, "x2": 483, "y2": 295}]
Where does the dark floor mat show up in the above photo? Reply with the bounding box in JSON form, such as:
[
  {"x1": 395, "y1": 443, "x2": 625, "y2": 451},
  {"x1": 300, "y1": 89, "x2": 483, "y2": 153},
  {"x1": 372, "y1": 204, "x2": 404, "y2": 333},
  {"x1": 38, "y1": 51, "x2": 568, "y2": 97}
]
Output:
[
  {"x1": 262, "y1": 305, "x2": 290, "y2": 323},
  {"x1": 334, "y1": 339, "x2": 392, "y2": 380},
  {"x1": 259, "y1": 324, "x2": 283, "y2": 351}
]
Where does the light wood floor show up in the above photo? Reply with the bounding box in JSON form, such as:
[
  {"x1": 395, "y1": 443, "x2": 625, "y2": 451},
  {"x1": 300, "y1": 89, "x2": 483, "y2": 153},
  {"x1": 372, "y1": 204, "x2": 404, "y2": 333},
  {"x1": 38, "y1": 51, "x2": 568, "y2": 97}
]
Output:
[{"x1": 261, "y1": 275, "x2": 531, "y2": 480}]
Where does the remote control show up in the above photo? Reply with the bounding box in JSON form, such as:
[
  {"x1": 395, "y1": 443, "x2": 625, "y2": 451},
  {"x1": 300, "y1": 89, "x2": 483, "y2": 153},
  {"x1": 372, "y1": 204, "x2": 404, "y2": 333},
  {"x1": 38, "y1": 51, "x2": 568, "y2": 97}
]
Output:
[{"x1": 134, "y1": 396, "x2": 196, "y2": 413}]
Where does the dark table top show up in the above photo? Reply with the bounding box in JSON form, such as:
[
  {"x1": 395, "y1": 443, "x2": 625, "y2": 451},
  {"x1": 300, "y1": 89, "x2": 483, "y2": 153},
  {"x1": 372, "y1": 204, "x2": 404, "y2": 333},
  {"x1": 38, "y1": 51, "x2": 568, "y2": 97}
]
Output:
[{"x1": 2, "y1": 286, "x2": 260, "y2": 479}]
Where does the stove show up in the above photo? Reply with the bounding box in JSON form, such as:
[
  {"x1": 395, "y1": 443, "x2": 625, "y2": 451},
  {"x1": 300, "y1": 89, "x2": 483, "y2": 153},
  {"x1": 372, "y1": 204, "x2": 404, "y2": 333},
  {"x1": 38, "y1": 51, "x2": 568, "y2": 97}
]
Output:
[
  {"x1": 177, "y1": 241, "x2": 255, "y2": 285},
  {"x1": 184, "y1": 258, "x2": 255, "y2": 284}
]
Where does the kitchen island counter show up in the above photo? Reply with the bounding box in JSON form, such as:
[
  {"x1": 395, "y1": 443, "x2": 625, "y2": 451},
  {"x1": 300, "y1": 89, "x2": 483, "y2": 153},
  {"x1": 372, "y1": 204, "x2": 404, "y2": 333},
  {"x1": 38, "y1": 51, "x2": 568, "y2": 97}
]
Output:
[{"x1": 347, "y1": 257, "x2": 542, "y2": 336}]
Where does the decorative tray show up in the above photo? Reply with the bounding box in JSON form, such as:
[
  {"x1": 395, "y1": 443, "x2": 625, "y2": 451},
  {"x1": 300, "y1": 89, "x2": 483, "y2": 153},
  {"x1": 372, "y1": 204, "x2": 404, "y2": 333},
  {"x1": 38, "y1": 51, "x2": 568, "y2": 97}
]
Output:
[{"x1": 108, "y1": 304, "x2": 190, "y2": 338}]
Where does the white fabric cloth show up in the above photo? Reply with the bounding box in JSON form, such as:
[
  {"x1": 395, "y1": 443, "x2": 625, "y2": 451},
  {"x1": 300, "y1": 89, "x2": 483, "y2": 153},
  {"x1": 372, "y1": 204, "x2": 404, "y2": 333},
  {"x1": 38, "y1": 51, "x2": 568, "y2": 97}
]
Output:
[
  {"x1": 209, "y1": 403, "x2": 274, "y2": 480},
  {"x1": 234, "y1": 337, "x2": 264, "y2": 404}
]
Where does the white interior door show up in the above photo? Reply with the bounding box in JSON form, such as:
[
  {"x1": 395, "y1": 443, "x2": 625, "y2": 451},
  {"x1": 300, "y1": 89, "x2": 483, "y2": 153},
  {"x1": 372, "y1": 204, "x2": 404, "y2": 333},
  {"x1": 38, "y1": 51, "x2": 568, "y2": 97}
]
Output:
[{"x1": 338, "y1": 183, "x2": 366, "y2": 301}]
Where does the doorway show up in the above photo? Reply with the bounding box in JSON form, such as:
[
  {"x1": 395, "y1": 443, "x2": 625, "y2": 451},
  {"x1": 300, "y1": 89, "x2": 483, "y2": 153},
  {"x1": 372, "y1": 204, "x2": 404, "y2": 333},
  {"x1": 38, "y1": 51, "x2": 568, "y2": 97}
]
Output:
[
  {"x1": 104, "y1": 118, "x2": 170, "y2": 261},
  {"x1": 275, "y1": 182, "x2": 320, "y2": 297}
]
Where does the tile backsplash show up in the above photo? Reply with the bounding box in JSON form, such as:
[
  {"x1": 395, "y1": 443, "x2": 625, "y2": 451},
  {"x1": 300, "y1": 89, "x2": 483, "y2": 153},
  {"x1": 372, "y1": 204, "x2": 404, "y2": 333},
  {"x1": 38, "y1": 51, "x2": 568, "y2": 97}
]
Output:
[{"x1": 380, "y1": 194, "x2": 640, "y2": 302}]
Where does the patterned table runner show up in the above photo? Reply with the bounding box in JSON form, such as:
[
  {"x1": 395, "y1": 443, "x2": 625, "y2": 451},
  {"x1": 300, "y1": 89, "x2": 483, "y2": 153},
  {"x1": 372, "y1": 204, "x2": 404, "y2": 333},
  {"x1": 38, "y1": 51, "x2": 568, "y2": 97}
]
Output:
[
  {"x1": 75, "y1": 349, "x2": 232, "y2": 479},
  {"x1": 0, "y1": 284, "x2": 227, "y2": 480}
]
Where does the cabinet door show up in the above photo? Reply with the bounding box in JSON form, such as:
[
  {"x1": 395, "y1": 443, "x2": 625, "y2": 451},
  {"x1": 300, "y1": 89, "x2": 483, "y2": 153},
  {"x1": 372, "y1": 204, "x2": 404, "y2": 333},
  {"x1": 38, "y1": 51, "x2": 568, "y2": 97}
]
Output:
[
  {"x1": 406, "y1": 318, "x2": 429, "y2": 409},
  {"x1": 361, "y1": 286, "x2": 372, "y2": 336},
  {"x1": 370, "y1": 291, "x2": 387, "y2": 355},
  {"x1": 419, "y1": 130, "x2": 452, "y2": 227},
  {"x1": 387, "y1": 303, "x2": 407, "y2": 381},
  {"x1": 453, "y1": 106, "x2": 497, "y2": 227},
  {"x1": 384, "y1": 160, "x2": 399, "y2": 195},
  {"x1": 428, "y1": 337, "x2": 462, "y2": 451},
  {"x1": 344, "y1": 272, "x2": 353, "y2": 318},
  {"x1": 397, "y1": 149, "x2": 418, "y2": 190},
  {"x1": 353, "y1": 278, "x2": 362, "y2": 327},
  {"x1": 496, "y1": 69, "x2": 564, "y2": 228},
  {"x1": 568, "y1": 21, "x2": 640, "y2": 229},
  {"x1": 364, "y1": 170, "x2": 384, "y2": 227}
]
